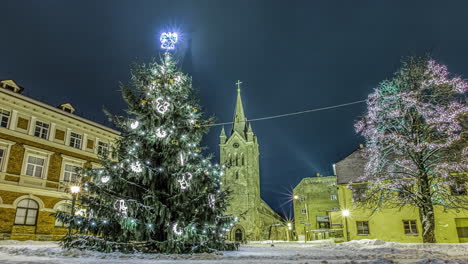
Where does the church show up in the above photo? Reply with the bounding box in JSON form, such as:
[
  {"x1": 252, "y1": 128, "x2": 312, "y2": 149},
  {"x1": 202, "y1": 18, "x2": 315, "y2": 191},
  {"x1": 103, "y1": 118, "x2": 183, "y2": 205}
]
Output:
[{"x1": 220, "y1": 85, "x2": 285, "y2": 241}]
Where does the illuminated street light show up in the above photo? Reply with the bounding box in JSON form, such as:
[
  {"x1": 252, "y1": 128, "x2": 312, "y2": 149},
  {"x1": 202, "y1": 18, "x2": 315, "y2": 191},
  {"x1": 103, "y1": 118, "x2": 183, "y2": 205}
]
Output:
[
  {"x1": 342, "y1": 209, "x2": 350, "y2": 217},
  {"x1": 293, "y1": 195, "x2": 299, "y2": 200},
  {"x1": 70, "y1": 185, "x2": 81, "y2": 193}
]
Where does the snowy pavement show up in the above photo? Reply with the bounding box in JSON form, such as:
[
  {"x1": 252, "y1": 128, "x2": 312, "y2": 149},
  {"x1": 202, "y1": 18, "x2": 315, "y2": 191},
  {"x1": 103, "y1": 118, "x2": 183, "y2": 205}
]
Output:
[{"x1": 0, "y1": 239, "x2": 467, "y2": 264}]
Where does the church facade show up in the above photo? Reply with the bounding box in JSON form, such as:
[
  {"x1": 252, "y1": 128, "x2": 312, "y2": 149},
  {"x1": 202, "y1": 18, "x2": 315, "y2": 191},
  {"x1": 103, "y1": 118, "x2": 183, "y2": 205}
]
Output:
[{"x1": 220, "y1": 87, "x2": 285, "y2": 241}]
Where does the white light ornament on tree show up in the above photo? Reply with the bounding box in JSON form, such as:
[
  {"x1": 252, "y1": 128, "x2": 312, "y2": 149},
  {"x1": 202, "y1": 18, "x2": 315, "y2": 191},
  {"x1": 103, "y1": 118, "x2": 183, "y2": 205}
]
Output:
[
  {"x1": 114, "y1": 199, "x2": 128, "y2": 216},
  {"x1": 131, "y1": 161, "x2": 143, "y2": 173},
  {"x1": 208, "y1": 194, "x2": 216, "y2": 209},
  {"x1": 101, "y1": 175, "x2": 110, "y2": 183},
  {"x1": 130, "y1": 120, "x2": 139, "y2": 129},
  {"x1": 172, "y1": 222, "x2": 183, "y2": 235},
  {"x1": 178, "y1": 172, "x2": 193, "y2": 190},
  {"x1": 156, "y1": 128, "x2": 167, "y2": 138},
  {"x1": 160, "y1": 32, "x2": 178, "y2": 50},
  {"x1": 155, "y1": 97, "x2": 170, "y2": 115}
]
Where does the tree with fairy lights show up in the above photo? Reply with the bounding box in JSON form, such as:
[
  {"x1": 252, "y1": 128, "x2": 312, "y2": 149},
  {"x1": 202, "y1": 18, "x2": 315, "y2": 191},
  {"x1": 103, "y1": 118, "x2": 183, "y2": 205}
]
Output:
[
  {"x1": 56, "y1": 32, "x2": 238, "y2": 253},
  {"x1": 355, "y1": 56, "x2": 468, "y2": 243}
]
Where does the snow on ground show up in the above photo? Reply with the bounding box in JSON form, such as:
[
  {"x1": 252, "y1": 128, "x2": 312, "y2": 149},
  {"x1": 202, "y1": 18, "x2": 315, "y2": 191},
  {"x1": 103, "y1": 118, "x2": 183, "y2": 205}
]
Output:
[{"x1": 0, "y1": 239, "x2": 467, "y2": 264}]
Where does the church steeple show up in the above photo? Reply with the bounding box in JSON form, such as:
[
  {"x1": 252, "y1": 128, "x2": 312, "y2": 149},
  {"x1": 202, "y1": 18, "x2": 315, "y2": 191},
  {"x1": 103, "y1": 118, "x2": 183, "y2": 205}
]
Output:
[
  {"x1": 232, "y1": 80, "x2": 247, "y2": 136},
  {"x1": 220, "y1": 126, "x2": 227, "y2": 144}
]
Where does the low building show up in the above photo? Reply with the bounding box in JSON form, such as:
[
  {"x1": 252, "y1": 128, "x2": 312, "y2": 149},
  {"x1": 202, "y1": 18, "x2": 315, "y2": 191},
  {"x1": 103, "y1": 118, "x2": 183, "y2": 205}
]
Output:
[
  {"x1": 334, "y1": 145, "x2": 468, "y2": 243},
  {"x1": 292, "y1": 174, "x2": 341, "y2": 241},
  {"x1": 0, "y1": 80, "x2": 120, "y2": 240}
]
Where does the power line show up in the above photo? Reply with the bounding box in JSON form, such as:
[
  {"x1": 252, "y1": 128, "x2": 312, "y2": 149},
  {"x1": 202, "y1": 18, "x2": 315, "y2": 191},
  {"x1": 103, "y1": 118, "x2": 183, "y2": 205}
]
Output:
[{"x1": 203, "y1": 99, "x2": 366, "y2": 128}]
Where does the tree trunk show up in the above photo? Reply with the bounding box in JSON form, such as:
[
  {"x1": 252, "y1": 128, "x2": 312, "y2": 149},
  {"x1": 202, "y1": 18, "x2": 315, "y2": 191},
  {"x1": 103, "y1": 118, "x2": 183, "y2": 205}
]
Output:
[
  {"x1": 419, "y1": 171, "x2": 437, "y2": 243},
  {"x1": 419, "y1": 203, "x2": 436, "y2": 243}
]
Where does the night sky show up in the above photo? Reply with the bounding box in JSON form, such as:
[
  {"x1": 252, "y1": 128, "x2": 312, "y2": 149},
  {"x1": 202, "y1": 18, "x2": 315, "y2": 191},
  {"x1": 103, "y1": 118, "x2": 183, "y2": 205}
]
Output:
[{"x1": 2, "y1": 1, "x2": 468, "y2": 217}]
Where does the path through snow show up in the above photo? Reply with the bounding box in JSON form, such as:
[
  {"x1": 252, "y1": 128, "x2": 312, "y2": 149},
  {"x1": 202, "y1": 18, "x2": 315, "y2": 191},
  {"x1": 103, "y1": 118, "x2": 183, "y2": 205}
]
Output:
[{"x1": 0, "y1": 239, "x2": 467, "y2": 263}]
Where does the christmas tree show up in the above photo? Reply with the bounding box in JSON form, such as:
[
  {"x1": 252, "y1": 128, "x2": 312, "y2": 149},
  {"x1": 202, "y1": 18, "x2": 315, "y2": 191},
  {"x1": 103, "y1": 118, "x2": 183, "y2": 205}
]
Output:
[
  {"x1": 355, "y1": 57, "x2": 467, "y2": 243},
  {"x1": 57, "y1": 33, "x2": 238, "y2": 253}
]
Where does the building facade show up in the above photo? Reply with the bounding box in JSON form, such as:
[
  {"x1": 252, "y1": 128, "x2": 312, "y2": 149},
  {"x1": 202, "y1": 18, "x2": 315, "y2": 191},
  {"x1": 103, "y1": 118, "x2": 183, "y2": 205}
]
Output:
[
  {"x1": 0, "y1": 80, "x2": 119, "y2": 240},
  {"x1": 335, "y1": 145, "x2": 468, "y2": 243},
  {"x1": 293, "y1": 175, "x2": 341, "y2": 241},
  {"x1": 220, "y1": 88, "x2": 285, "y2": 241}
]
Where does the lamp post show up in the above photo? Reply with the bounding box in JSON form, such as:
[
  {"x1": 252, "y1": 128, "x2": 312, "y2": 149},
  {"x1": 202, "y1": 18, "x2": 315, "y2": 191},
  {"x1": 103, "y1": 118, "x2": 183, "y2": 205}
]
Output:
[
  {"x1": 341, "y1": 209, "x2": 350, "y2": 241},
  {"x1": 69, "y1": 185, "x2": 81, "y2": 235}
]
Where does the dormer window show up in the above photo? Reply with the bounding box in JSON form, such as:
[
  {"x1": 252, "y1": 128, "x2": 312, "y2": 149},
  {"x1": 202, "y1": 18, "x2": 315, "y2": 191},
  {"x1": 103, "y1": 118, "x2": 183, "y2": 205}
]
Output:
[
  {"x1": 58, "y1": 103, "x2": 76, "y2": 114},
  {"x1": 0, "y1": 80, "x2": 23, "y2": 93}
]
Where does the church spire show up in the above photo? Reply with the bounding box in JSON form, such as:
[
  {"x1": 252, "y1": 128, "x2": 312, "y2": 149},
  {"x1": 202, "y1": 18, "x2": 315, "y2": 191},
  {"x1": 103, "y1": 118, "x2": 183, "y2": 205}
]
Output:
[{"x1": 232, "y1": 80, "x2": 247, "y2": 136}]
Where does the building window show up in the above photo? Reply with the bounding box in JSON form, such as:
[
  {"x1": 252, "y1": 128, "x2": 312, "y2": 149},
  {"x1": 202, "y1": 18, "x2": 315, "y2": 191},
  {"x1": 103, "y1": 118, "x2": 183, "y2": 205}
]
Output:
[
  {"x1": 63, "y1": 164, "x2": 80, "y2": 183},
  {"x1": 351, "y1": 184, "x2": 367, "y2": 202},
  {"x1": 34, "y1": 121, "x2": 49, "y2": 139},
  {"x1": 97, "y1": 141, "x2": 109, "y2": 156},
  {"x1": 301, "y1": 209, "x2": 307, "y2": 214},
  {"x1": 55, "y1": 204, "x2": 71, "y2": 227},
  {"x1": 403, "y1": 220, "x2": 418, "y2": 235},
  {"x1": 330, "y1": 195, "x2": 337, "y2": 200},
  {"x1": 0, "y1": 108, "x2": 10, "y2": 128},
  {"x1": 14, "y1": 199, "x2": 39, "y2": 226},
  {"x1": 300, "y1": 196, "x2": 306, "y2": 202},
  {"x1": 356, "y1": 221, "x2": 370, "y2": 235},
  {"x1": 69, "y1": 132, "x2": 82, "y2": 149},
  {"x1": 0, "y1": 148, "x2": 5, "y2": 171},
  {"x1": 25, "y1": 155, "x2": 45, "y2": 178}
]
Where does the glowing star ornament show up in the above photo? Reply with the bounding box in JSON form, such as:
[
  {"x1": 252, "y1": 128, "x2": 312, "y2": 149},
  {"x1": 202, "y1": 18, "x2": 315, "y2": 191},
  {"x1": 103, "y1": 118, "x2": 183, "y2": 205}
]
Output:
[
  {"x1": 156, "y1": 128, "x2": 167, "y2": 138},
  {"x1": 178, "y1": 172, "x2": 193, "y2": 190},
  {"x1": 114, "y1": 199, "x2": 128, "y2": 216},
  {"x1": 155, "y1": 97, "x2": 170, "y2": 114},
  {"x1": 101, "y1": 175, "x2": 110, "y2": 183},
  {"x1": 130, "y1": 120, "x2": 139, "y2": 129},
  {"x1": 160, "y1": 32, "x2": 178, "y2": 50},
  {"x1": 131, "y1": 161, "x2": 143, "y2": 173}
]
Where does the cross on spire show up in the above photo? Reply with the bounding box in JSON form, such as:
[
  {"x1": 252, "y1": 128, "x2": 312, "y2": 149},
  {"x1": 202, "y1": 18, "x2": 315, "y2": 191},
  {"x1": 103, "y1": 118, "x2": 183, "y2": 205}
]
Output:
[{"x1": 236, "y1": 80, "x2": 242, "y2": 93}]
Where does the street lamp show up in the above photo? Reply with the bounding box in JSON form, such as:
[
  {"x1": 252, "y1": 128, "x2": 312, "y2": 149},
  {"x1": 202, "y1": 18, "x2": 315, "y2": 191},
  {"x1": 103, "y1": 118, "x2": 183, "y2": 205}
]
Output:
[
  {"x1": 69, "y1": 185, "x2": 81, "y2": 235},
  {"x1": 341, "y1": 209, "x2": 350, "y2": 241}
]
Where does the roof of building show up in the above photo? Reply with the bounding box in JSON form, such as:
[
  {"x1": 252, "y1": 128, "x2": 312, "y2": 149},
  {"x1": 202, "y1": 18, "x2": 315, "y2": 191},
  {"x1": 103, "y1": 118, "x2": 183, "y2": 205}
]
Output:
[
  {"x1": 293, "y1": 175, "x2": 337, "y2": 192},
  {"x1": 334, "y1": 147, "x2": 367, "y2": 185},
  {"x1": 0, "y1": 80, "x2": 120, "y2": 136}
]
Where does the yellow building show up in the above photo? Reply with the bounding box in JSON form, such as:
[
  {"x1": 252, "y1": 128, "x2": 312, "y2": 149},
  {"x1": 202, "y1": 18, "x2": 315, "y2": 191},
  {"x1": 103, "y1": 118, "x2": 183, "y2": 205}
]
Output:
[
  {"x1": 0, "y1": 80, "x2": 119, "y2": 240},
  {"x1": 334, "y1": 145, "x2": 468, "y2": 243},
  {"x1": 292, "y1": 174, "x2": 341, "y2": 241}
]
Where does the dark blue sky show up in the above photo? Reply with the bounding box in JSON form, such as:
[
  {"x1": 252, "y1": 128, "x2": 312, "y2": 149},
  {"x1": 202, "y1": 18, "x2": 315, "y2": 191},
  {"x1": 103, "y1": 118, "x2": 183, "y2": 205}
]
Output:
[{"x1": 2, "y1": 1, "x2": 468, "y2": 216}]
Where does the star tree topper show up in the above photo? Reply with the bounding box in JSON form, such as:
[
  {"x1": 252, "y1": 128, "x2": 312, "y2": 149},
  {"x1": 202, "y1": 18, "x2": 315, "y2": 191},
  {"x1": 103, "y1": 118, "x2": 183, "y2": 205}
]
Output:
[{"x1": 160, "y1": 32, "x2": 178, "y2": 50}]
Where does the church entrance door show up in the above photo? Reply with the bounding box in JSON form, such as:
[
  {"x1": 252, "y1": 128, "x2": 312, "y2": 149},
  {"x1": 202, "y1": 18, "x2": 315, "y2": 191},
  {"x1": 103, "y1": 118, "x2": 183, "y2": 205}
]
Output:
[{"x1": 235, "y1": 228, "x2": 243, "y2": 241}]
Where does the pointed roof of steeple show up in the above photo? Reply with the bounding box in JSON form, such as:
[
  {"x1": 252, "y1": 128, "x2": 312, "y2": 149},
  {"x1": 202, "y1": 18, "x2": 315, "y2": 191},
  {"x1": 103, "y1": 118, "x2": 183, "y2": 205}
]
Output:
[
  {"x1": 220, "y1": 126, "x2": 226, "y2": 137},
  {"x1": 232, "y1": 85, "x2": 247, "y2": 136},
  {"x1": 247, "y1": 122, "x2": 253, "y2": 133}
]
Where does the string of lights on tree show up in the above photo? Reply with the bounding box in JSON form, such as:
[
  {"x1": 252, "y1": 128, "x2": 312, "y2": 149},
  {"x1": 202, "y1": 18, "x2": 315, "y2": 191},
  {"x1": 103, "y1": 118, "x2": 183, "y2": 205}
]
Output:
[{"x1": 56, "y1": 32, "x2": 238, "y2": 253}]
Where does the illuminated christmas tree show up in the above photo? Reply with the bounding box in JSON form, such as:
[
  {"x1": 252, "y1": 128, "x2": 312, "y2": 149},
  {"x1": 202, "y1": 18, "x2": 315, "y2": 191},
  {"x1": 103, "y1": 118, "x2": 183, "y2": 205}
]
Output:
[
  {"x1": 57, "y1": 32, "x2": 238, "y2": 253},
  {"x1": 355, "y1": 56, "x2": 468, "y2": 243}
]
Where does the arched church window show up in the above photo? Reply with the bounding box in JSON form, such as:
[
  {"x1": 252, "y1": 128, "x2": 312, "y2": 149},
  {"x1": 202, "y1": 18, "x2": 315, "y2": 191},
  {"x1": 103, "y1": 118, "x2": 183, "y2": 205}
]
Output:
[
  {"x1": 236, "y1": 171, "x2": 239, "y2": 179},
  {"x1": 235, "y1": 154, "x2": 238, "y2": 166},
  {"x1": 241, "y1": 154, "x2": 245, "y2": 166}
]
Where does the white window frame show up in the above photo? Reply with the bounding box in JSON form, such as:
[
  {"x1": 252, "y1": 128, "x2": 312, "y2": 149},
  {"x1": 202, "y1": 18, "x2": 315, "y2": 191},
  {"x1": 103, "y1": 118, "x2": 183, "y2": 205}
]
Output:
[
  {"x1": 301, "y1": 208, "x2": 307, "y2": 214},
  {"x1": 14, "y1": 198, "x2": 39, "y2": 226},
  {"x1": 69, "y1": 132, "x2": 82, "y2": 149},
  {"x1": 21, "y1": 146, "x2": 52, "y2": 181},
  {"x1": 0, "y1": 108, "x2": 11, "y2": 129},
  {"x1": 33, "y1": 120, "x2": 49, "y2": 140},
  {"x1": 330, "y1": 195, "x2": 337, "y2": 200},
  {"x1": 60, "y1": 156, "x2": 85, "y2": 184},
  {"x1": 24, "y1": 155, "x2": 46, "y2": 178},
  {"x1": 97, "y1": 141, "x2": 109, "y2": 156},
  {"x1": 300, "y1": 196, "x2": 306, "y2": 202},
  {"x1": 53, "y1": 201, "x2": 71, "y2": 227},
  {"x1": 62, "y1": 164, "x2": 80, "y2": 183},
  {"x1": 0, "y1": 140, "x2": 13, "y2": 173}
]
